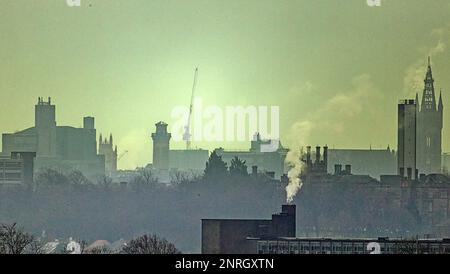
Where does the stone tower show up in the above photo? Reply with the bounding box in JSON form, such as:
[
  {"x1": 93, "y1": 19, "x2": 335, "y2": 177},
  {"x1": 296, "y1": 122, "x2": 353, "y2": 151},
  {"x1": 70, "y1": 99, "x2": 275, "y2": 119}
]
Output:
[
  {"x1": 417, "y1": 57, "x2": 443, "y2": 175},
  {"x1": 151, "y1": 121, "x2": 171, "y2": 170},
  {"x1": 35, "y1": 97, "x2": 57, "y2": 157},
  {"x1": 98, "y1": 133, "x2": 118, "y2": 174},
  {"x1": 398, "y1": 99, "x2": 418, "y2": 180}
]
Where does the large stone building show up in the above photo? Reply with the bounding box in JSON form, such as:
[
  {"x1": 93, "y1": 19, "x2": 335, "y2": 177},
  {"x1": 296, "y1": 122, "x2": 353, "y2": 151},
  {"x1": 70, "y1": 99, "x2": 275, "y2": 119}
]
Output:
[
  {"x1": 416, "y1": 58, "x2": 443, "y2": 175},
  {"x1": 1, "y1": 98, "x2": 105, "y2": 178}
]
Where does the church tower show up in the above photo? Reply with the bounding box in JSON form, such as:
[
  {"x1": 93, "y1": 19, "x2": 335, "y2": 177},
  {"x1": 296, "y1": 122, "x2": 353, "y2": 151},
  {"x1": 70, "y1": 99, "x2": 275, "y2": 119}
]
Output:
[
  {"x1": 98, "y1": 133, "x2": 118, "y2": 174},
  {"x1": 417, "y1": 57, "x2": 443, "y2": 175}
]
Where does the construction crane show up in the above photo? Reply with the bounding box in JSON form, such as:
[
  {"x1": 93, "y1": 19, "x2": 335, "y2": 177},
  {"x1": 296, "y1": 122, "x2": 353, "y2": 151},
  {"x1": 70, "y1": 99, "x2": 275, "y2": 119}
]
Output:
[
  {"x1": 118, "y1": 150, "x2": 128, "y2": 161},
  {"x1": 183, "y1": 67, "x2": 198, "y2": 150}
]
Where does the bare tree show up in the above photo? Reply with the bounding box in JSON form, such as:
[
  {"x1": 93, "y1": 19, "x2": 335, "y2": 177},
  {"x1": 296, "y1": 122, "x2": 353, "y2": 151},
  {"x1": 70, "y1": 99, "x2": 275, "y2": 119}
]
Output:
[
  {"x1": 68, "y1": 170, "x2": 91, "y2": 186},
  {"x1": 0, "y1": 223, "x2": 34, "y2": 254},
  {"x1": 122, "y1": 234, "x2": 180, "y2": 254},
  {"x1": 394, "y1": 238, "x2": 420, "y2": 254},
  {"x1": 170, "y1": 171, "x2": 191, "y2": 185},
  {"x1": 35, "y1": 168, "x2": 69, "y2": 186},
  {"x1": 98, "y1": 175, "x2": 113, "y2": 190},
  {"x1": 86, "y1": 246, "x2": 114, "y2": 254},
  {"x1": 137, "y1": 168, "x2": 158, "y2": 185}
]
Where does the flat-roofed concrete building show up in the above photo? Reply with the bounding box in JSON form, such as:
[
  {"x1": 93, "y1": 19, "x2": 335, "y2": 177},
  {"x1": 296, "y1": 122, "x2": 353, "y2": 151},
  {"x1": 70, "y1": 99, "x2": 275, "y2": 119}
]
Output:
[
  {"x1": 202, "y1": 205, "x2": 296, "y2": 254},
  {"x1": 251, "y1": 237, "x2": 450, "y2": 254}
]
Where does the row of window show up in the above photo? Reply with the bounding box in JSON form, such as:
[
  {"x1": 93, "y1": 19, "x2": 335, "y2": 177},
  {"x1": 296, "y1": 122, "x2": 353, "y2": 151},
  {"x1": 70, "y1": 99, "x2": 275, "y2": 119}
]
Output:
[{"x1": 256, "y1": 240, "x2": 450, "y2": 254}]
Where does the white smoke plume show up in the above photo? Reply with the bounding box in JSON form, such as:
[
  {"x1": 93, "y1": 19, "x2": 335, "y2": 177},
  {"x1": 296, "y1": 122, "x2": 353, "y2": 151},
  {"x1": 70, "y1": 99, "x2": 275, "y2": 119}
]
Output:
[
  {"x1": 285, "y1": 149, "x2": 303, "y2": 204},
  {"x1": 285, "y1": 121, "x2": 312, "y2": 203}
]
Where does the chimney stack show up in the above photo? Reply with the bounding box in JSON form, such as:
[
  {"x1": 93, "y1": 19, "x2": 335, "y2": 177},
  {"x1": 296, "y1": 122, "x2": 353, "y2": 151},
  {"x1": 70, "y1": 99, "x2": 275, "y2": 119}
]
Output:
[
  {"x1": 306, "y1": 146, "x2": 312, "y2": 164},
  {"x1": 315, "y1": 146, "x2": 321, "y2": 164},
  {"x1": 345, "y1": 164, "x2": 351, "y2": 175},
  {"x1": 334, "y1": 164, "x2": 342, "y2": 175},
  {"x1": 252, "y1": 165, "x2": 258, "y2": 176}
]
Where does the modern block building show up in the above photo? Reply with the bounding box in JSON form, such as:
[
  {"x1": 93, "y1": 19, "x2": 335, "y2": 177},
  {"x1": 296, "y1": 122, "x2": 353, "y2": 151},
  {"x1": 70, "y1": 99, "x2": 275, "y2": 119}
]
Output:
[
  {"x1": 202, "y1": 205, "x2": 296, "y2": 254},
  {"x1": 1, "y1": 98, "x2": 105, "y2": 179},
  {"x1": 251, "y1": 237, "x2": 450, "y2": 254}
]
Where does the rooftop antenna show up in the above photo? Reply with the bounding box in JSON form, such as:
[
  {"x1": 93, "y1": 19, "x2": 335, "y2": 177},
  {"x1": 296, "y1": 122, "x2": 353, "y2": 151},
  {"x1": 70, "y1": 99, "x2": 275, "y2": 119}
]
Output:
[{"x1": 183, "y1": 67, "x2": 198, "y2": 150}]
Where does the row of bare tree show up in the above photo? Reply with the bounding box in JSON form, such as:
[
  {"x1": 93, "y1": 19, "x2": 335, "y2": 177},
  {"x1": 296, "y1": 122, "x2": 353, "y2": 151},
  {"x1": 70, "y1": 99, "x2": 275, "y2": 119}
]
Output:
[{"x1": 0, "y1": 223, "x2": 180, "y2": 254}]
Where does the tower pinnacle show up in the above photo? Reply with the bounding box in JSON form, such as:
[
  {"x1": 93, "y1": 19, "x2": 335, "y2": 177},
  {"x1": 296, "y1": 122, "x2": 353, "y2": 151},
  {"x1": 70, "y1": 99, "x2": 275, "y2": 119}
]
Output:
[{"x1": 421, "y1": 57, "x2": 436, "y2": 111}]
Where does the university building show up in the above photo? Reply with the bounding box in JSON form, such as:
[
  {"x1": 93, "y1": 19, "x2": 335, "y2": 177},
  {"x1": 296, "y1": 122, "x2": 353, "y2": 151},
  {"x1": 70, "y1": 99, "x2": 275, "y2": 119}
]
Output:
[{"x1": 1, "y1": 98, "x2": 105, "y2": 179}]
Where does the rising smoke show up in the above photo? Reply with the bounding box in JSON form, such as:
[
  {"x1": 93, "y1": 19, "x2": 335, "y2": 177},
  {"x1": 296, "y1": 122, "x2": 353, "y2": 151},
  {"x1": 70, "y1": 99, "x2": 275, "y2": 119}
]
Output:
[
  {"x1": 284, "y1": 120, "x2": 311, "y2": 203},
  {"x1": 285, "y1": 149, "x2": 303, "y2": 203}
]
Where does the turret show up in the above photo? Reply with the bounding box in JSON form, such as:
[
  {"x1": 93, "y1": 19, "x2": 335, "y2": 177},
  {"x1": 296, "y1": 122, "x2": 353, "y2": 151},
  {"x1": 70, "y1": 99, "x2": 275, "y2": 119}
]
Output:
[{"x1": 151, "y1": 121, "x2": 171, "y2": 170}]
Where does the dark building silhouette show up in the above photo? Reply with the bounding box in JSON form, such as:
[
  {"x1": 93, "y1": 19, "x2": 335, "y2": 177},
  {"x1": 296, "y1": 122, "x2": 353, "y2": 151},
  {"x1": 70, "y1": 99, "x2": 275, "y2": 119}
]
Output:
[
  {"x1": 417, "y1": 58, "x2": 443, "y2": 175},
  {"x1": 1, "y1": 98, "x2": 105, "y2": 178},
  {"x1": 202, "y1": 205, "x2": 296, "y2": 254},
  {"x1": 398, "y1": 99, "x2": 418, "y2": 180},
  {"x1": 98, "y1": 133, "x2": 118, "y2": 174}
]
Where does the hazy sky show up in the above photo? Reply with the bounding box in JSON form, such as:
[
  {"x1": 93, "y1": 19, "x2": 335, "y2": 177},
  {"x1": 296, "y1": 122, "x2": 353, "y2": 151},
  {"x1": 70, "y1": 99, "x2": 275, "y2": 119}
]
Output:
[{"x1": 1, "y1": 0, "x2": 450, "y2": 169}]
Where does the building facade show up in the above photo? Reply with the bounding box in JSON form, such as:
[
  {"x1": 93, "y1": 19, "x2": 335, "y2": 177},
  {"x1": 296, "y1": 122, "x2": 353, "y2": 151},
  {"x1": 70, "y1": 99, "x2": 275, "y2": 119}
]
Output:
[
  {"x1": 251, "y1": 237, "x2": 450, "y2": 254},
  {"x1": 398, "y1": 99, "x2": 418, "y2": 180}
]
